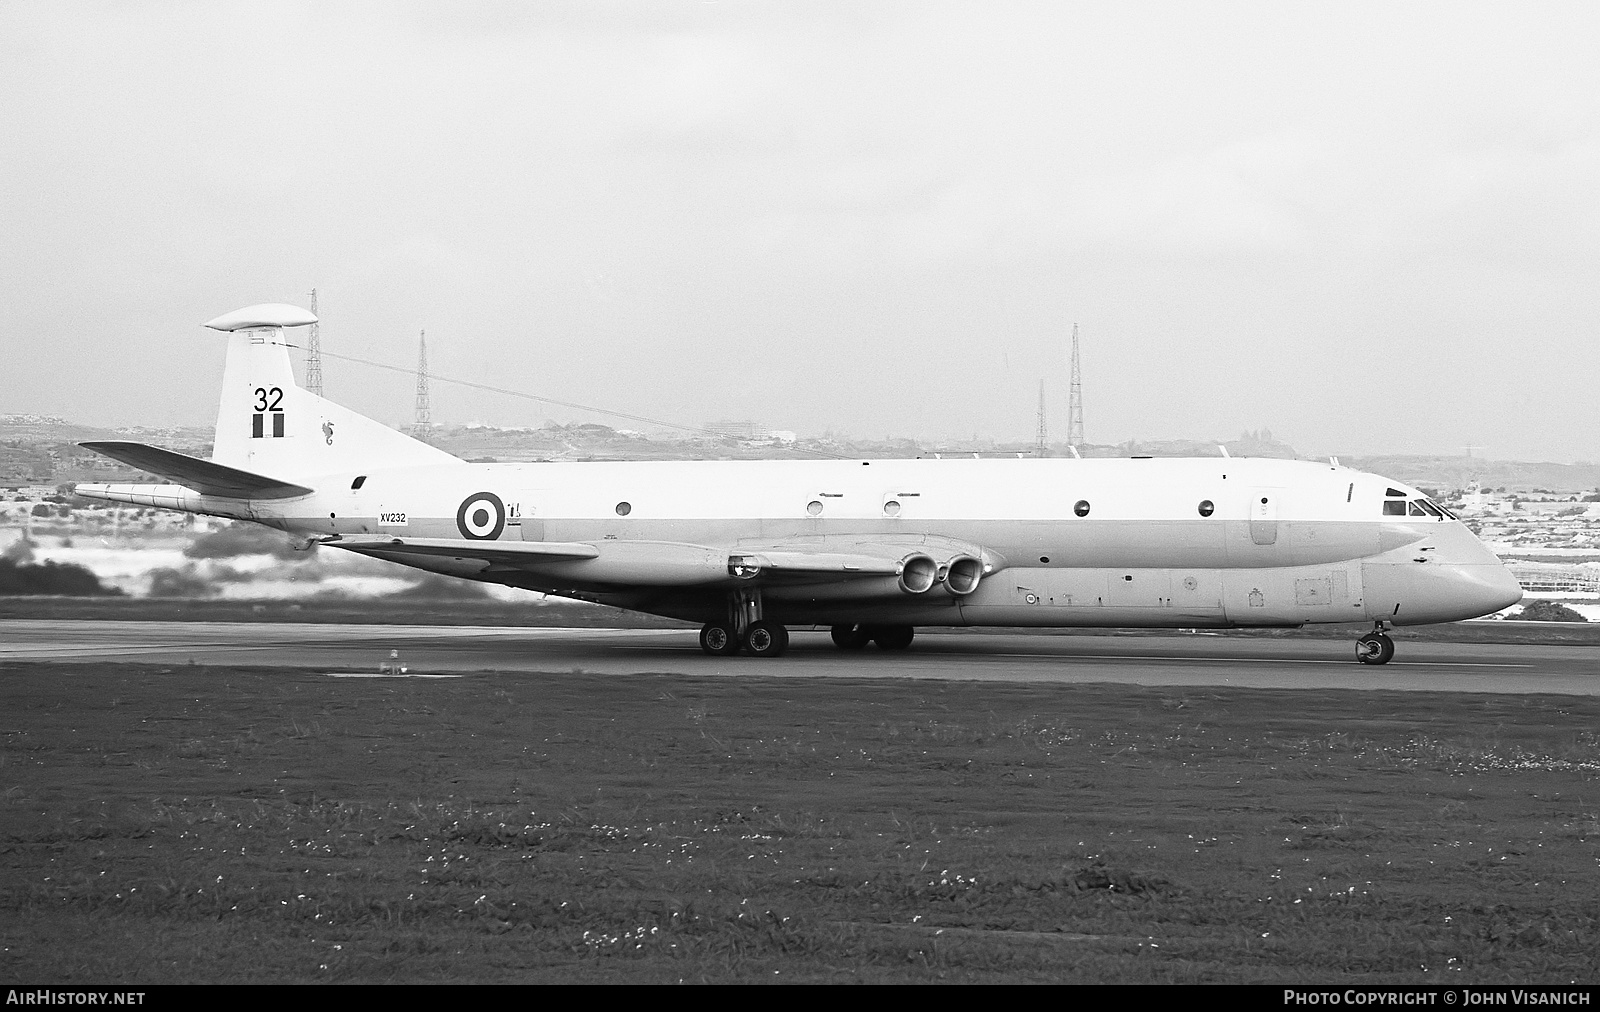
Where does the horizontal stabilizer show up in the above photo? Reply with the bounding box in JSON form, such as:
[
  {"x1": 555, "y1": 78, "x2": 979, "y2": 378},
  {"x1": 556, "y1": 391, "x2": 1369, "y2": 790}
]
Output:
[
  {"x1": 330, "y1": 536, "x2": 601, "y2": 563},
  {"x1": 79, "y1": 441, "x2": 314, "y2": 500}
]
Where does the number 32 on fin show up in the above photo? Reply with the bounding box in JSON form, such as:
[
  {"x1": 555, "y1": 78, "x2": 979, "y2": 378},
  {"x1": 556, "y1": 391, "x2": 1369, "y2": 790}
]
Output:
[{"x1": 252, "y1": 386, "x2": 284, "y2": 438}]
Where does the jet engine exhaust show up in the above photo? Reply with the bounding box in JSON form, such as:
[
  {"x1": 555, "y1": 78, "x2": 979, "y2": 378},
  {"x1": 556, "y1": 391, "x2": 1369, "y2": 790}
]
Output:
[
  {"x1": 898, "y1": 554, "x2": 938, "y2": 594},
  {"x1": 943, "y1": 555, "x2": 983, "y2": 596}
]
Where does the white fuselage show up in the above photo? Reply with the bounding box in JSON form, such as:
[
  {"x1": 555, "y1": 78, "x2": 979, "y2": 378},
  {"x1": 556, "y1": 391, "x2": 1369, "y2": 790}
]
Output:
[{"x1": 108, "y1": 454, "x2": 1514, "y2": 629}]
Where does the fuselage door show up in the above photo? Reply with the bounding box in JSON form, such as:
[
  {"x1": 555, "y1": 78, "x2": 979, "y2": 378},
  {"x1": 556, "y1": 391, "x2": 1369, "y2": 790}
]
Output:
[
  {"x1": 1249, "y1": 489, "x2": 1281, "y2": 546},
  {"x1": 512, "y1": 495, "x2": 545, "y2": 542}
]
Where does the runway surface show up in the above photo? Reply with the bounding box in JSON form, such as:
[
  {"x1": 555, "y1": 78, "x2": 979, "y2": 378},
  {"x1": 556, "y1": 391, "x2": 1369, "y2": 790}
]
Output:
[{"x1": 2, "y1": 620, "x2": 1596, "y2": 694}]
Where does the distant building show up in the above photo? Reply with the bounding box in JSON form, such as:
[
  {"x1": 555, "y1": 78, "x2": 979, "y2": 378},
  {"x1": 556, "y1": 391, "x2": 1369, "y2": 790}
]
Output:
[
  {"x1": 704, "y1": 420, "x2": 770, "y2": 440},
  {"x1": 0, "y1": 414, "x2": 68, "y2": 425},
  {"x1": 1508, "y1": 563, "x2": 1600, "y2": 594}
]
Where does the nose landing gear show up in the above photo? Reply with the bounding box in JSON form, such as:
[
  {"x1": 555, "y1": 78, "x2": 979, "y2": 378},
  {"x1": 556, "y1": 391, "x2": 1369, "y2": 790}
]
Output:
[{"x1": 1356, "y1": 624, "x2": 1395, "y2": 665}]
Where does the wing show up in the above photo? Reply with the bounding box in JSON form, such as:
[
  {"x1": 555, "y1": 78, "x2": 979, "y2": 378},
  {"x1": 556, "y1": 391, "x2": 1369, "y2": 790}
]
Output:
[
  {"x1": 728, "y1": 535, "x2": 1001, "y2": 595},
  {"x1": 329, "y1": 533, "x2": 1000, "y2": 598},
  {"x1": 726, "y1": 550, "x2": 900, "y2": 580},
  {"x1": 331, "y1": 537, "x2": 925, "y2": 575},
  {"x1": 329, "y1": 535, "x2": 600, "y2": 563},
  {"x1": 79, "y1": 441, "x2": 314, "y2": 499}
]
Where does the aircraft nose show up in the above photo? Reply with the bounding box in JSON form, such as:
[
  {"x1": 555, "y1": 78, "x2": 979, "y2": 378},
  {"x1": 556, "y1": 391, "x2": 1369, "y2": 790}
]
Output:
[
  {"x1": 1363, "y1": 559, "x2": 1525, "y2": 625},
  {"x1": 1447, "y1": 563, "x2": 1524, "y2": 619}
]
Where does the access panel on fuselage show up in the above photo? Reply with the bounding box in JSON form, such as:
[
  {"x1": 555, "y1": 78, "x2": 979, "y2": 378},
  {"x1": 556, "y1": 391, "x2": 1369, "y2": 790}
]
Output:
[
  {"x1": 957, "y1": 567, "x2": 1228, "y2": 628},
  {"x1": 1221, "y1": 562, "x2": 1366, "y2": 626},
  {"x1": 513, "y1": 492, "x2": 549, "y2": 543}
]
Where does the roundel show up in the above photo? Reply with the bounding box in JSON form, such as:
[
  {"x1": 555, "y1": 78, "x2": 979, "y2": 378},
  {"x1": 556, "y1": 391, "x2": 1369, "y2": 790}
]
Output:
[{"x1": 456, "y1": 492, "x2": 506, "y2": 540}]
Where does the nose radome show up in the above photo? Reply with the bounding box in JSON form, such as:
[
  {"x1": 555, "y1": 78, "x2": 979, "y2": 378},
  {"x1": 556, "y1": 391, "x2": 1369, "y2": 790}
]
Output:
[
  {"x1": 1364, "y1": 520, "x2": 1524, "y2": 623},
  {"x1": 1476, "y1": 563, "x2": 1525, "y2": 614},
  {"x1": 1364, "y1": 560, "x2": 1525, "y2": 625},
  {"x1": 1441, "y1": 563, "x2": 1523, "y2": 620},
  {"x1": 1421, "y1": 523, "x2": 1523, "y2": 615}
]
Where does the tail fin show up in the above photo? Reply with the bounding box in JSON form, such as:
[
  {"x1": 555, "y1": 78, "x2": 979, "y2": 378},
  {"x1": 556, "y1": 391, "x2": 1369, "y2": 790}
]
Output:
[{"x1": 206, "y1": 304, "x2": 458, "y2": 480}]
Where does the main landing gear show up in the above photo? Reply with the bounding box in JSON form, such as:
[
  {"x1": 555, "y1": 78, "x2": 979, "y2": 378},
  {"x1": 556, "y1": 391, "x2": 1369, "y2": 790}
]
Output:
[
  {"x1": 695, "y1": 595, "x2": 917, "y2": 659},
  {"x1": 699, "y1": 587, "x2": 790, "y2": 658},
  {"x1": 699, "y1": 619, "x2": 789, "y2": 657},
  {"x1": 1356, "y1": 624, "x2": 1395, "y2": 665},
  {"x1": 830, "y1": 624, "x2": 915, "y2": 651}
]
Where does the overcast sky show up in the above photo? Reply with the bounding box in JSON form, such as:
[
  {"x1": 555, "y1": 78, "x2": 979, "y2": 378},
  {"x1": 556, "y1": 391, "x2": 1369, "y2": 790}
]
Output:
[{"x1": 2, "y1": 1, "x2": 1596, "y2": 461}]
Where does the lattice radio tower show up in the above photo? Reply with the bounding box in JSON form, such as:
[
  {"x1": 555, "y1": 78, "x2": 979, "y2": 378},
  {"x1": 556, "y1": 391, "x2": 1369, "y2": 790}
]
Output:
[
  {"x1": 1035, "y1": 379, "x2": 1048, "y2": 457},
  {"x1": 1066, "y1": 323, "x2": 1084, "y2": 449},
  {"x1": 413, "y1": 329, "x2": 432, "y2": 433},
  {"x1": 305, "y1": 288, "x2": 323, "y2": 397}
]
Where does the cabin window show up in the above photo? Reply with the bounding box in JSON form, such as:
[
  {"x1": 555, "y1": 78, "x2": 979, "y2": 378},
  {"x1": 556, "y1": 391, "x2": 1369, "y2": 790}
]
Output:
[
  {"x1": 883, "y1": 500, "x2": 901, "y2": 517},
  {"x1": 350, "y1": 475, "x2": 367, "y2": 490},
  {"x1": 615, "y1": 502, "x2": 632, "y2": 516},
  {"x1": 1073, "y1": 500, "x2": 1090, "y2": 517},
  {"x1": 1197, "y1": 500, "x2": 1214, "y2": 517},
  {"x1": 1383, "y1": 500, "x2": 1408, "y2": 516},
  {"x1": 806, "y1": 500, "x2": 823, "y2": 516}
]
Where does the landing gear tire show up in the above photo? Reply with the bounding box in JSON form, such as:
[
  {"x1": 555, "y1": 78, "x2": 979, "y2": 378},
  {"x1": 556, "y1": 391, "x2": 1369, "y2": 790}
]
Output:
[
  {"x1": 700, "y1": 623, "x2": 741, "y2": 656},
  {"x1": 743, "y1": 621, "x2": 789, "y2": 658},
  {"x1": 871, "y1": 624, "x2": 915, "y2": 651},
  {"x1": 830, "y1": 624, "x2": 873, "y2": 650},
  {"x1": 1355, "y1": 632, "x2": 1394, "y2": 665}
]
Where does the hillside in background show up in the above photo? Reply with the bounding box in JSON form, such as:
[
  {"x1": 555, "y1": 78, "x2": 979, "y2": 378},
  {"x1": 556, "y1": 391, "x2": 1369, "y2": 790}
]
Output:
[
  {"x1": 1336, "y1": 456, "x2": 1600, "y2": 494},
  {"x1": 4, "y1": 414, "x2": 1595, "y2": 494}
]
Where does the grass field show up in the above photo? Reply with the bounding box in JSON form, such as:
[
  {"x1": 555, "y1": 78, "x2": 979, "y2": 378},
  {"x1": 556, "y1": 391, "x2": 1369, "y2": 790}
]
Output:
[{"x1": 3, "y1": 662, "x2": 1599, "y2": 983}]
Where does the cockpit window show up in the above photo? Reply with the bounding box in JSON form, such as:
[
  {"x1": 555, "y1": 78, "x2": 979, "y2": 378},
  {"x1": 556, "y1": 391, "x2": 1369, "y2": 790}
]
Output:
[
  {"x1": 1384, "y1": 494, "x2": 1456, "y2": 520},
  {"x1": 1385, "y1": 487, "x2": 1406, "y2": 497}
]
